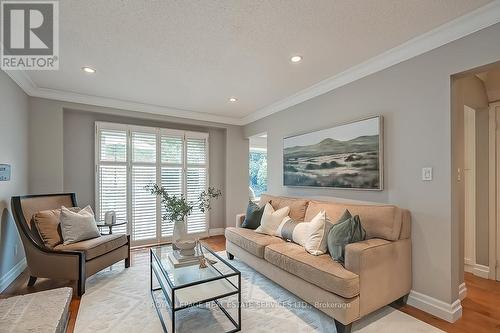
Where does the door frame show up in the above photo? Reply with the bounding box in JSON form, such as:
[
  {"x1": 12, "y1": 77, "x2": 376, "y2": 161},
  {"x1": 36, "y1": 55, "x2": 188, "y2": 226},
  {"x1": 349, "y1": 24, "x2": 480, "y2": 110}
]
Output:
[
  {"x1": 490, "y1": 102, "x2": 500, "y2": 280},
  {"x1": 464, "y1": 106, "x2": 476, "y2": 271}
]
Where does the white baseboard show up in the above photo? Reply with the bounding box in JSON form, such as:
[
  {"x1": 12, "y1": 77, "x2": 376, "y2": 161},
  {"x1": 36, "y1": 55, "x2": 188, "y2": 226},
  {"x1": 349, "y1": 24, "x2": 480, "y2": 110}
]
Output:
[
  {"x1": 407, "y1": 289, "x2": 462, "y2": 323},
  {"x1": 465, "y1": 263, "x2": 490, "y2": 279},
  {"x1": 209, "y1": 228, "x2": 225, "y2": 236},
  {"x1": 473, "y1": 264, "x2": 490, "y2": 279},
  {"x1": 459, "y1": 282, "x2": 467, "y2": 301},
  {"x1": 0, "y1": 258, "x2": 27, "y2": 293}
]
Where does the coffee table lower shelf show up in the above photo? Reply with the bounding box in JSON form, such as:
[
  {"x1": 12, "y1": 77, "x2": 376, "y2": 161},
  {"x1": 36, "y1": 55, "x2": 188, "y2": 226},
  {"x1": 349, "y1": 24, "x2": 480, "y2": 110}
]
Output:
[{"x1": 150, "y1": 250, "x2": 241, "y2": 333}]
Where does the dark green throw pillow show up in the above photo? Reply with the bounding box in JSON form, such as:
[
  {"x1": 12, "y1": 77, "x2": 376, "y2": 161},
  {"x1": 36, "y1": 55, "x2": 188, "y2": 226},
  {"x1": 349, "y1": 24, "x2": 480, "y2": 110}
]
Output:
[
  {"x1": 327, "y1": 210, "x2": 366, "y2": 263},
  {"x1": 241, "y1": 201, "x2": 264, "y2": 229}
]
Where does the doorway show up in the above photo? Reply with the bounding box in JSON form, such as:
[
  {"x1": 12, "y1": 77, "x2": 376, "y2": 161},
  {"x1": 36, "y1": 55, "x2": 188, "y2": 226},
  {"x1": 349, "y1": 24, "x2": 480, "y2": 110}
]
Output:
[
  {"x1": 490, "y1": 101, "x2": 500, "y2": 281},
  {"x1": 453, "y1": 64, "x2": 500, "y2": 286},
  {"x1": 248, "y1": 133, "x2": 268, "y2": 201}
]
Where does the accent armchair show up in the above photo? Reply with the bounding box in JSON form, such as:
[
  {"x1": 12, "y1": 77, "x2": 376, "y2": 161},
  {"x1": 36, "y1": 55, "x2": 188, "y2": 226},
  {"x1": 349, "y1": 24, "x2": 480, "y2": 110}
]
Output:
[{"x1": 11, "y1": 193, "x2": 131, "y2": 296}]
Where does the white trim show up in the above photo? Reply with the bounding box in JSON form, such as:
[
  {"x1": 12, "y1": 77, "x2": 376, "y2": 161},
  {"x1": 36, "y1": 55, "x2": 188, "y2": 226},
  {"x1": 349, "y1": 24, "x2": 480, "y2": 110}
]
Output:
[
  {"x1": 459, "y1": 283, "x2": 467, "y2": 301},
  {"x1": 464, "y1": 263, "x2": 490, "y2": 279},
  {"x1": 208, "y1": 228, "x2": 225, "y2": 236},
  {"x1": 489, "y1": 104, "x2": 497, "y2": 280},
  {"x1": 241, "y1": 1, "x2": 500, "y2": 124},
  {"x1": 464, "y1": 106, "x2": 476, "y2": 270},
  {"x1": 0, "y1": 258, "x2": 27, "y2": 293},
  {"x1": 4, "y1": 1, "x2": 500, "y2": 126},
  {"x1": 473, "y1": 264, "x2": 490, "y2": 279},
  {"x1": 407, "y1": 289, "x2": 462, "y2": 323}
]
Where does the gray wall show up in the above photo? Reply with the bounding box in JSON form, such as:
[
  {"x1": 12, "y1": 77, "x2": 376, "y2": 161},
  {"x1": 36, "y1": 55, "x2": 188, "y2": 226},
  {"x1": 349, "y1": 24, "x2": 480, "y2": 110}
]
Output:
[
  {"x1": 30, "y1": 98, "x2": 248, "y2": 230},
  {"x1": 244, "y1": 23, "x2": 500, "y2": 305},
  {"x1": 63, "y1": 109, "x2": 226, "y2": 229},
  {"x1": 0, "y1": 71, "x2": 28, "y2": 291}
]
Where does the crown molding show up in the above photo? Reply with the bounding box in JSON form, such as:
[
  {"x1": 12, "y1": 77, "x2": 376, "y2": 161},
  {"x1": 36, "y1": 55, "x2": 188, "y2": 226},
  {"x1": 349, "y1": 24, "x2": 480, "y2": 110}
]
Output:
[
  {"x1": 30, "y1": 87, "x2": 244, "y2": 125},
  {"x1": 3, "y1": 1, "x2": 500, "y2": 126},
  {"x1": 240, "y1": 0, "x2": 500, "y2": 124},
  {"x1": 3, "y1": 70, "x2": 244, "y2": 126}
]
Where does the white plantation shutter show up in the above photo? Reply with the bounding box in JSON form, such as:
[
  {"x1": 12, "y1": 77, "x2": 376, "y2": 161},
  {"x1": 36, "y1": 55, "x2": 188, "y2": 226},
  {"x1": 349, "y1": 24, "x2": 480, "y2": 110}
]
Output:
[
  {"x1": 132, "y1": 166, "x2": 157, "y2": 240},
  {"x1": 95, "y1": 123, "x2": 209, "y2": 246},
  {"x1": 96, "y1": 128, "x2": 128, "y2": 234},
  {"x1": 186, "y1": 133, "x2": 209, "y2": 234},
  {"x1": 186, "y1": 168, "x2": 207, "y2": 233},
  {"x1": 98, "y1": 165, "x2": 127, "y2": 234},
  {"x1": 160, "y1": 167, "x2": 182, "y2": 236},
  {"x1": 160, "y1": 130, "x2": 185, "y2": 237},
  {"x1": 131, "y1": 131, "x2": 157, "y2": 242}
]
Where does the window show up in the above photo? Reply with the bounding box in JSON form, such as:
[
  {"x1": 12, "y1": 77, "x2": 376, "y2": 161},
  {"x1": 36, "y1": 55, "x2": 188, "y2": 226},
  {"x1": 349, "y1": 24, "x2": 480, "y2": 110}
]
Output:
[
  {"x1": 249, "y1": 148, "x2": 267, "y2": 199},
  {"x1": 95, "y1": 122, "x2": 209, "y2": 246}
]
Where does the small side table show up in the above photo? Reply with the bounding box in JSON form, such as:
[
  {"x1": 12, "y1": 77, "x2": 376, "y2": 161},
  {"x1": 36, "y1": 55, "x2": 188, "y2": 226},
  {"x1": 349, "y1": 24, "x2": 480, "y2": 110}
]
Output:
[{"x1": 95, "y1": 221, "x2": 127, "y2": 235}]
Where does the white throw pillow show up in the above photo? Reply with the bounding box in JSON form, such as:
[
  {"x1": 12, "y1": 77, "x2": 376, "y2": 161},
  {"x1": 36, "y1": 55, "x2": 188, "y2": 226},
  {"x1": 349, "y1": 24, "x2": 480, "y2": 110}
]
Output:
[
  {"x1": 276, "y1": 210, "x2": 332, "y2": 255},
  {"x1": 255, "y1": 203, "x2": 290, "y2": 236},
  {"x1": 60, "y1": 205, "x2": 101, "y2": 245}
]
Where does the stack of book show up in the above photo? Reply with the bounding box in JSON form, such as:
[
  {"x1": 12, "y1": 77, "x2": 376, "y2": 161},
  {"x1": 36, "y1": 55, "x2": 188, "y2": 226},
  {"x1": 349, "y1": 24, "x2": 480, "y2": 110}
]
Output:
[{"x1": 168, "y1": 248, "x2": 204, "y2": 268}]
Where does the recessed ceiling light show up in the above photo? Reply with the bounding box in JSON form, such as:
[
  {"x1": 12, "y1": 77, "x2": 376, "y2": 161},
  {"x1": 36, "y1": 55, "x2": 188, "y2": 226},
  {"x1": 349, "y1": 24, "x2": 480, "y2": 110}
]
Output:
[
  {"x1": 290, "y1": 55, "x2": 302, "y2": 63},
  {"x1": 228, "y1": 97, "x2": 237, "y2": 103},
  {"x1": 81, "y1": 66, "x2": 96, "y2": 73}
]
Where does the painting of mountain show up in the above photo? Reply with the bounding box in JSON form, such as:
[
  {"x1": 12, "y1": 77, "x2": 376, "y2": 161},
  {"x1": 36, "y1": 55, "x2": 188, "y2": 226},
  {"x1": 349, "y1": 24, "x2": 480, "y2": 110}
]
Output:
[{"x1": 283, "y1": 116, "x2": 383, "y2": 190}]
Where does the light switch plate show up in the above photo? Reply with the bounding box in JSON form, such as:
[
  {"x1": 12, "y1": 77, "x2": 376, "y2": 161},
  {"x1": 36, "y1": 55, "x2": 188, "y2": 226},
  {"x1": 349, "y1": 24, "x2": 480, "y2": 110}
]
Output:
[
  {"x1": 422, "y1": 167, "x2": 433, "y2": 181},
  {"x1": 0, "y1": 164, "x2": 11, "y2": 181}
]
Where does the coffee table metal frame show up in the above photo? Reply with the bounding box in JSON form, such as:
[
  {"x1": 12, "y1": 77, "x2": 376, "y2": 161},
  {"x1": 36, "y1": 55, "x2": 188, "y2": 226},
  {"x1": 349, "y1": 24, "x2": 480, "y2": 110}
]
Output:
[{"x1": 150, "y1": 244, "x2": 241, "y2": 333}]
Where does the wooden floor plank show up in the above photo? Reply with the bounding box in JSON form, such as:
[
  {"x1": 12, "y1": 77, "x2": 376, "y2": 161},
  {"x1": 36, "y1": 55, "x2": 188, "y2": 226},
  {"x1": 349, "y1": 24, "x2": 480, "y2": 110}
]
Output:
[{"x1": 2, "y1": 236, "x2": 499, "y2": 333}]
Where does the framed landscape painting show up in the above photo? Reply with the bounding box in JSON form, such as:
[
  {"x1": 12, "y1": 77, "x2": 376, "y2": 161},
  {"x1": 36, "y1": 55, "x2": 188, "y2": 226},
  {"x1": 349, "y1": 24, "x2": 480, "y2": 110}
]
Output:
[{"x1": 283, "y1": 116, "x2": 383, "y2": 190}]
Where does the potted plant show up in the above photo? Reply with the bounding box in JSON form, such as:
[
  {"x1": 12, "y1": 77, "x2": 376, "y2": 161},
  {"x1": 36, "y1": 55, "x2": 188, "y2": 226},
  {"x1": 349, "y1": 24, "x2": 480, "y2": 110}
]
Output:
[{"x1": 146, "y1": 184, "x2": 222, "y2": 255}]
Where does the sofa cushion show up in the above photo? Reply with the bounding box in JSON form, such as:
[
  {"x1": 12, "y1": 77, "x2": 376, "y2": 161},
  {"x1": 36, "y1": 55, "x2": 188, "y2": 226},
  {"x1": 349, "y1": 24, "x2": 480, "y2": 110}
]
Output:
[
  {"x1": 264, "y1": 242, "x2": 359, "y2": 298},
  {"x1": 305, "y1": 200, "x2": 402, "y2": 241},
  {"x1": 225, "y1": 227, "x2": 283, "y2": 258},
  {"x1": 54, "y1": 234, "x2": 128, "y2": 260},
  {"x1": 259, "y1": 194, "x2": 309, "y2": 221}
]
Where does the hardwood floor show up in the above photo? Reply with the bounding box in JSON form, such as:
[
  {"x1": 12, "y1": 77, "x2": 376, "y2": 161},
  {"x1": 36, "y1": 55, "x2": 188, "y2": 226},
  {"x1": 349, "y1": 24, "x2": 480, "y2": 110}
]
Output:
[
  {"x1": 2, "y1": 235, "x2": 499, "y2": 333},
  {"x1": 397, "y1": 272, "x2": 500, "y2": 333}
]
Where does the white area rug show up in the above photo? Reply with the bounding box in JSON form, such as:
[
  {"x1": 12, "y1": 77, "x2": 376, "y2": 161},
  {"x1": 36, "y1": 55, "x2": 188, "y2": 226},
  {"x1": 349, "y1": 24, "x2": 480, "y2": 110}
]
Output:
[{"x1": 75, "y1": 250, "x2": 442, "y2": 333}]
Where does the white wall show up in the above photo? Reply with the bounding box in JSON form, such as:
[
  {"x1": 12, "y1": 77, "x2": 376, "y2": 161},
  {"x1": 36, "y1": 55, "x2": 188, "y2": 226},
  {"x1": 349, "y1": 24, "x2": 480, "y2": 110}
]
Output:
[
  {"x1": 244, "y1": 22, "x2": 500, "y2": 312},
  {"x1": 0, "y1": 71, "x2": 28, "y2": 291}
]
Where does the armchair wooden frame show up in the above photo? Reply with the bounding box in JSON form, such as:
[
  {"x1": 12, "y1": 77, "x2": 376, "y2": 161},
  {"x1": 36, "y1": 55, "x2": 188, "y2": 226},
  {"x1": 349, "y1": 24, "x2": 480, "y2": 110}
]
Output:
[{"x1": 11, "y1": 193, "x2": 131, "y2": 297}]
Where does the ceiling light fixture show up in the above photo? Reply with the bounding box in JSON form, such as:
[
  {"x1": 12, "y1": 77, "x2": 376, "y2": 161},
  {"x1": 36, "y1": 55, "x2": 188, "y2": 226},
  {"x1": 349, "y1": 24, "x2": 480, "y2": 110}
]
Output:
[
  {"x1": 228, "y1": 97, "x2": 238, "y2": 103},
  {"x1": 82, "y1": 66, "x2": 96, "y2": 73},
  {"x1": 290, "y1": 55, "x2": 302, "y2": 63}
]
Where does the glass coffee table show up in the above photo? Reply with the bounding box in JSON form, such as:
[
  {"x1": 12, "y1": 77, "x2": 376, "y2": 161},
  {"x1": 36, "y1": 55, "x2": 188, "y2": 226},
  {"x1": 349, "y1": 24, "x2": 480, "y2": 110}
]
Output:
[{"x1": 150, "y1": 243, "x2": 241, "y2": 333}]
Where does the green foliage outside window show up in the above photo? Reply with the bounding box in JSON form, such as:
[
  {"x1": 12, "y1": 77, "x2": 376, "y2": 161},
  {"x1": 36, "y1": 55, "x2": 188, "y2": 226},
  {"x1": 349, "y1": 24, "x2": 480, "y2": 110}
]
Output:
[{"x1": 249, "y1": 150, "x2": 267, "y2": 198}]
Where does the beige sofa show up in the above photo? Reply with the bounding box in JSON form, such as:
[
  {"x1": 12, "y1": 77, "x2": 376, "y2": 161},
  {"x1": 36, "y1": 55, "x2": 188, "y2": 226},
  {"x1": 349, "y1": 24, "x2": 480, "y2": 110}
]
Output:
[{"x1": 225, "y1": 194, "x2": 411, "y2": 333}]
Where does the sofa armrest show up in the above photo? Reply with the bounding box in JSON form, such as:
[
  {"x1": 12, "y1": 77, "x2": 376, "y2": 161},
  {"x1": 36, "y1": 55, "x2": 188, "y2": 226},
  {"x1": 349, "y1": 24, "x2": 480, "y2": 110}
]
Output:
[
  {"x1": 345, "y1": 238, "x2": 411, "y2": 317},
  {"x1": 235, "y1": 214, "x2": 246, "y2": 228}
]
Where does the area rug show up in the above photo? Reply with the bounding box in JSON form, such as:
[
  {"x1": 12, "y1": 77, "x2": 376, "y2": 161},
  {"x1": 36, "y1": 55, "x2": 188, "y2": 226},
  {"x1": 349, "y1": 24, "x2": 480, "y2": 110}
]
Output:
[{"x1": 74, "y1": 250, "x2": 442, "y2": 333}]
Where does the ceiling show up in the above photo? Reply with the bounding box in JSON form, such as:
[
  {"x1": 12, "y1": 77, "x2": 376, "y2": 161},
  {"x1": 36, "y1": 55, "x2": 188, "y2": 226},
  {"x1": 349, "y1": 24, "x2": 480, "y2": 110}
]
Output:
[{"x1": 13, "y1": 0, "x2": 497, "y2": 124}]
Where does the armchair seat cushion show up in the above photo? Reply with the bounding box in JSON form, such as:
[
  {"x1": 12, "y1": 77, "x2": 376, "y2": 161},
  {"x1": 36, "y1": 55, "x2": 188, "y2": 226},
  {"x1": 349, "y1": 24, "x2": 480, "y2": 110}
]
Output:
[
  {"x1": 264, "y1": 242, "x2": 360, "y2": 298},
  {"x1": 225, "y1": 227, "x2": 283, "y2": 258},
  {"x1": 54, "y1": 234, "x2": 128, "y2": 260}
]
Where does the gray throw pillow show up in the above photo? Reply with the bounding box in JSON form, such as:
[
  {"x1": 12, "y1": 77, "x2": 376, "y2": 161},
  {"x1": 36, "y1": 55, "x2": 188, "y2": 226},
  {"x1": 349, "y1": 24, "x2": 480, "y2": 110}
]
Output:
[
  {"x1": 60, "y1": 205, "x2": 101, "y2": 244},
  {"x1": 327, "y1": 210, "x2": 366, "y2": 263},
  {"x1": 241, "y1": 200, "x2": 265, "y2": 229}
]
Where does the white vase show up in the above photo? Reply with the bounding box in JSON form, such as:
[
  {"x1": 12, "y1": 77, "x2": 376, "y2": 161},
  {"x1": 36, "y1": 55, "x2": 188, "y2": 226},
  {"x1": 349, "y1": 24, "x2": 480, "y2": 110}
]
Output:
[{"x1": 172, "y1": 219, "x2": 187, "y2": 250}]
